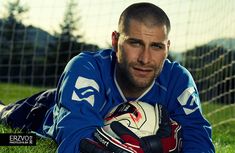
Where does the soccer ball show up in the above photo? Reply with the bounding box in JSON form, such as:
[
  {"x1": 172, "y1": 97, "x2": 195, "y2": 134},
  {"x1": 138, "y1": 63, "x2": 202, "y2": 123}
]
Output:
[{"x1": 103, "y1": 101, "x2": 159, "y2": 138}]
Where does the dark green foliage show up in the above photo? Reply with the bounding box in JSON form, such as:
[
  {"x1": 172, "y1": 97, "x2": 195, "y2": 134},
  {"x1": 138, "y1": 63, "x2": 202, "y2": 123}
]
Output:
[{"x1": 0, "y1": 0, "x2": 100, "y2": 87}]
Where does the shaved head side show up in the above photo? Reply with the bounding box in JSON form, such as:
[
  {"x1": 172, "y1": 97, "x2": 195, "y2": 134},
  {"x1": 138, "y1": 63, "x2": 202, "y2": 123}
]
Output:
[{"x1": 118, "y1": 2, "x2": 171, "y2": 35}]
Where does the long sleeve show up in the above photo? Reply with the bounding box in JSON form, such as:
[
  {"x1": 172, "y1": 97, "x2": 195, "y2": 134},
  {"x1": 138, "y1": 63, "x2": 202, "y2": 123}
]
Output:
[
  {"x1": 166, "y1": 63, "x2": 215, "y2": 153},
  {"x1": 45, "y1": 53, "x2": 106, "y2": 153}
]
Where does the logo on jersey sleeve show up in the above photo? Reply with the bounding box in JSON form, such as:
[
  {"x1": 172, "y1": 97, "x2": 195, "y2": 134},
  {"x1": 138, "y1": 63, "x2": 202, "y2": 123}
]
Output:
[
  {"x1": 72, "y1": 76, "x2": 99, "y2": 106},
  {"x1": 177, "y1": 87, "x2": 200, "y2": 115}
]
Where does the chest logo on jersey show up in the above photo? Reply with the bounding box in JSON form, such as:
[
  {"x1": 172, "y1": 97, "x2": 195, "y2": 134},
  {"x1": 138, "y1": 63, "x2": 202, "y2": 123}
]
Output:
[
  {"x1": 177, "y1": 87, "x2": 200, "y2": 115},
  {"x1": 72, "y1": 76, "x2": 99, "y2": 106}
]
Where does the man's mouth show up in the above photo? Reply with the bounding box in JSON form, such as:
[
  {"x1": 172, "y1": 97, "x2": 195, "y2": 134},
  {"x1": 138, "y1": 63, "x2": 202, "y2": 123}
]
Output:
[{"x1": 132, "y1": 66, "x2": 153, "y2": 76}]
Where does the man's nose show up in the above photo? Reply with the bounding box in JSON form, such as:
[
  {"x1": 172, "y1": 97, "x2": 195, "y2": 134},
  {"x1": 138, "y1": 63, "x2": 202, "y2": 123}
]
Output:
[{"x1": 137, "y1": 47, "x2": 151, "y2": 64}]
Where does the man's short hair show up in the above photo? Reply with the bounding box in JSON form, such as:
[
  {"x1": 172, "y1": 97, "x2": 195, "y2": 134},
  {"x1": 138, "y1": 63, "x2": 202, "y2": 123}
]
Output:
[{"x1": 118, "y1": 2, "x2": 171, "y2": 35}]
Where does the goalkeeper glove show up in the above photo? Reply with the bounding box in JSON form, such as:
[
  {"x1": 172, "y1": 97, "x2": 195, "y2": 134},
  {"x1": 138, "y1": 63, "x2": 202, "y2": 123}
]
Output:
[
  {"x1": 80, "y1": 120, "x2": 181, "y2": 153},
  {"x1": 80, "y1": 104, "x2": 181, "y2": 153}
]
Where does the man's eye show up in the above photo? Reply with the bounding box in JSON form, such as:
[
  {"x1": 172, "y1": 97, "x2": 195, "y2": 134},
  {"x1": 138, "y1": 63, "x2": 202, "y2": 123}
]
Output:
[
  {"x1": 152, "y1": 44, "x2": 164, "y2": 50},
  {"x1": 128, "y1": 40, "x2": 142, "y2": 47}
]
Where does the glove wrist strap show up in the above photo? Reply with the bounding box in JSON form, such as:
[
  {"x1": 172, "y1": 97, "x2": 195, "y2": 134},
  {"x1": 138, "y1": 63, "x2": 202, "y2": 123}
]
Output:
[{"x1": 142, "y1": 135, "x2": 163, "y2": 153}]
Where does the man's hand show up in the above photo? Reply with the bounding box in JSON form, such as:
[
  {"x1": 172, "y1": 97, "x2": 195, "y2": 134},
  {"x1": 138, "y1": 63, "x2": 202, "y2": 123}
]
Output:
[
  {"x1": 80, "y1": 104, "x2": 182, "y2": 153},
  {"x1": 79, "y1": 121, "x2": 149, "y2": 153},
  {"x1": 80, "y1": 120, "x2": 181, "y2": 153},
  {"x1": 159, "y1": 121, "x2": 182, "y2": 153}
]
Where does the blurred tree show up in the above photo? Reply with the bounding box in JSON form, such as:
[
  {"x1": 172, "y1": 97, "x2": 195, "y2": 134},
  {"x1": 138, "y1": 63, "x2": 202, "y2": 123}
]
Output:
[
  {"x1": 48, "y1": 0, "x2": 82, "y2": 82},
  {"x1": 59, "y1": 0, "x2": 82, "y2": 43},
  {"x1": 0, "y1": 0, "x2": 32, "y2": 83},
  {"x1": 4, "y1": 0, "x2": 29, "y2": 23}
]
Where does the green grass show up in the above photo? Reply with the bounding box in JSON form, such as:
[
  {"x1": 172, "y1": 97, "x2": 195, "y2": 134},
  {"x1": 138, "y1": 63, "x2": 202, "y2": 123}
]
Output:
[
  {"x1": 0, "y1": 83, "x2": 235, "y2": 152},
  {"x1": 202, "y1": 102, "x2": 235, "y2": 152},
  {"x1": 0, "y1": 83, "x2": 47, "y2": 105},
  {"x1": 212, "y1": 121, "x2": 235, "y2": 152},
  {"x1": 0, "y1": 83, "x2": 57, "y2": 152}
]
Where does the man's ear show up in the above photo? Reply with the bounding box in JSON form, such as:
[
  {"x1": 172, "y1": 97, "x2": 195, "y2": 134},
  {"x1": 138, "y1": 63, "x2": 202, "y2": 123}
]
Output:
[
  {"x1": 166, "y1": 40, "x2": 170, "y2": 58},
  {"x1": 112, "y1": 31, "x2": 119, "y2": 51},
  {"x1": 167, "y1": 40, "x2": 171, "y2": 50}
]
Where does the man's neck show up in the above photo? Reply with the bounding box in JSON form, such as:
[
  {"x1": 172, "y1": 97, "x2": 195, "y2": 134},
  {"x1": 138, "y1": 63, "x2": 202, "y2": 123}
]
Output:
[
  {"x1": 118, "y1": 81, "x2": 146, "y2": 99},
  {"x1": 115, "y1": 71, "x2": 149, "y2": 99}
]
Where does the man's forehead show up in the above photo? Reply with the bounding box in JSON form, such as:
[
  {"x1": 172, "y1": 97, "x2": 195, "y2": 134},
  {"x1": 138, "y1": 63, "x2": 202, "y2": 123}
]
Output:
[
  {"x1": 120, "y1": 29, "x2": 168, "y2": 43},
  {"x1": 121, "y1": 19, "x2": 166, "y2": 32},
  {"x1": 119, "y1": 34, "x2": 168, "y2": 46},
  {"x1": 128, "y1": 20, "x2": 167, "y2": 36}
]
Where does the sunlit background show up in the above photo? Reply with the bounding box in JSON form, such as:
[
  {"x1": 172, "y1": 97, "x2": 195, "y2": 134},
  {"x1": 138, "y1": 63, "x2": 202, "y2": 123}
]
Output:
[{"x1": 1, "y1": 0, "x2": 234, "y2": 52}]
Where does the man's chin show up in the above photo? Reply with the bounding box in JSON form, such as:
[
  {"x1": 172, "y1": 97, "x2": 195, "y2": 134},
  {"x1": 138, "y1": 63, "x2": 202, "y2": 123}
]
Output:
[{"x1": 132, "y1": 79, "x2": 153, "y2": 89}]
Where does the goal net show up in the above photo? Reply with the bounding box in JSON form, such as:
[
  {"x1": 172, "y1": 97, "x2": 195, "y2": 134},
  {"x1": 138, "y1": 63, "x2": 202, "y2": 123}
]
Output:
[{"x1": 182, "y1": 45, "x2": 235, "y2": 127}]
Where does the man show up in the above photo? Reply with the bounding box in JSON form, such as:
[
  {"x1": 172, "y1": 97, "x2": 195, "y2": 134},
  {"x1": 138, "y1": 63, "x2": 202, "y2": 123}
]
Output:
[{"x1": 0, "y1": 2, "x2": 214, "y2": 153}]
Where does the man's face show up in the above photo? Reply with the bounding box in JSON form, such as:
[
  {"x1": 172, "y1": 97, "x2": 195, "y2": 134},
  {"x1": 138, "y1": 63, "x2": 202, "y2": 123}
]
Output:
[{"x1": 115, "y1": 19, "x2": 170, "y2": 91}]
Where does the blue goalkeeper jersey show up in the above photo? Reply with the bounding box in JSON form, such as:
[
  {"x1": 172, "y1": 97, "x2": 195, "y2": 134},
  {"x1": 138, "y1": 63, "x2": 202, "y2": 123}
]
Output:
[{"x1": 42, "y1": 49, "x2": 215, "y2": 153}]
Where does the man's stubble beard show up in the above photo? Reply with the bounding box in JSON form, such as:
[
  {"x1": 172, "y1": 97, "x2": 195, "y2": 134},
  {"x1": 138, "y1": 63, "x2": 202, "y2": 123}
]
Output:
[{"x1": 116, "y1": 60, "x2": 164, "y2": 94}]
